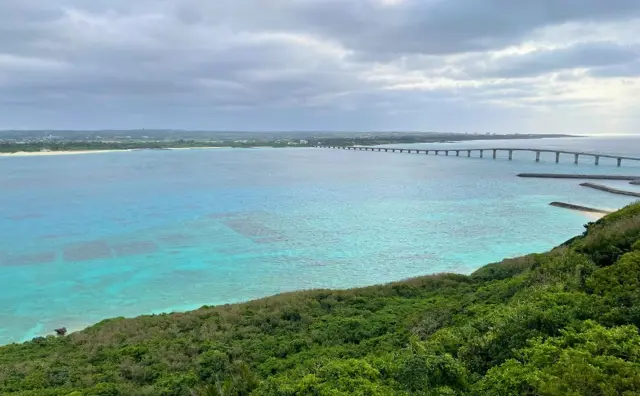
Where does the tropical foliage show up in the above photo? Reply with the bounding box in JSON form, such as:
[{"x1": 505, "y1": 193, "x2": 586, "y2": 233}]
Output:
[{"x1": 2, "y1": 203, "x2": 640, "y2": 395}]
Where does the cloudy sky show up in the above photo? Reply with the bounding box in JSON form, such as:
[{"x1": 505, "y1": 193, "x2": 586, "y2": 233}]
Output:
[{"x1": 2, "y1": 0, "x2": 640, "y2": 133}]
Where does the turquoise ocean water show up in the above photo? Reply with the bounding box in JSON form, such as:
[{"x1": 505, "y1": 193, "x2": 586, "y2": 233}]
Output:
[{"x1": 1, "y1": 136, "x2": 639, "y2": 344}]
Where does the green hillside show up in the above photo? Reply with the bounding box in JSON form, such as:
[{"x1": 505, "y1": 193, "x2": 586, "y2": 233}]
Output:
[{"x1": 2, "y1": 203, "x2": 640, "y2": 395}]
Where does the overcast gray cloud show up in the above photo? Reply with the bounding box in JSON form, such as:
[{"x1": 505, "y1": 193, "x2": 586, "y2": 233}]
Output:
[
  {"x1": 469, "y1": 42, "x2": 640, "y2": 78},
  {"x1": 1, "y1": 0, "x2": 640, "y2": 133}
]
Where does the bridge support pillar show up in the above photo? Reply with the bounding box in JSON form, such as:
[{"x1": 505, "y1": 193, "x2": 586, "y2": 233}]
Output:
[
  {"x1": 574, "y1": 154, "x2": 579, "y2": 164},
  {"x1": 436, "y1": 150, "x2": 439, "y2": 155},
  {"x1": 456, "y1": 151, "x2": 459, "y2": 157},
  {"x1": 480, "y1": 150, "x2": 484, "y2": 158},
  {"x1": 399, "y1": 149, "x2": 404, "y2": 153},
  {"x1": 595, "y1": 156, "x2": 599, "y2": 165},
  {"x1": 535, "y1": 151, "x2": 540, "y2": 162},
  {"x1": 446, "y1": 151, "x2": 449, "y2": 156},
  {"x1": 618, "y1": 158, "x2": 622, "y2": 167},
  {"x1": 493, "y1": 149, "x2": 497, "y2": 159},
  {"x1": 556, "y1": 152, "x2": 560, "y2": 163},
  {"x1": 508, "y1": 150, "x2": 513, "y2": 160},
  {"x1": 467, "y1": 150, "x2": 471, "y2": 157}
]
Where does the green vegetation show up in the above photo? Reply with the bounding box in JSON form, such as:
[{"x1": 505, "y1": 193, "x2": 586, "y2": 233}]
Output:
[
  {"x1": 0, "y1": 132, "x2": 572, "y2": 153},
  {"x1": 0, "y1": 140, "x2": 307, "y2": 153},
  {"x1": 2, "y1": 203, "x2": 640, "y2": 395}
]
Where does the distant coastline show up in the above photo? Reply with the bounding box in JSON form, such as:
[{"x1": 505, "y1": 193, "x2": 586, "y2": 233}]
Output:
[
  {"x1": 0, "y1": 147, "x2": 230, "y2": 157},
  {"x1": 0, "y1": 133, "x2": 576, "y2": 155}
]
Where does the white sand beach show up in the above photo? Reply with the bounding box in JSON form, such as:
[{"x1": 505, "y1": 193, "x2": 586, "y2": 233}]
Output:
[
  {"x1": 167, "y1": 147, "x2": 228, "y2": 150},
  {"x1": 0, "y1": 147, "x2": 231, "y2": 157},
  {"x1": 579, "y1": 207, "x2": 617, "y2": 221},
  {"x1": 0, "y1": 150, "x2": 129, "y2": 157}
]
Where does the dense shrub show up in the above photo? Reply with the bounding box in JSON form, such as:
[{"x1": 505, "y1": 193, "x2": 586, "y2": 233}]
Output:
[{"x1": 2, "y1": 203, "x2": 640, "y2": 395}]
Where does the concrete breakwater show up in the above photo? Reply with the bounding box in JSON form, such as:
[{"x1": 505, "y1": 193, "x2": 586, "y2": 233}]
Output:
[
  {"x1": 580, "y1": 183, "x2": 640, "y2": 198},
  {"x1": 550, "y1": 202, "x2": 612, "y2": 214},
  {"x1": 518, "y1": 173, "x2": 639, "y2": 180}
]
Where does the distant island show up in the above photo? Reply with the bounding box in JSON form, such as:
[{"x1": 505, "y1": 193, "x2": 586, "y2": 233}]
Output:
[
  {"x1": 1, "y1": 201, "x2": 638, "y2": 395},
  {"x1": 0, "y1": 130, "x2": 574, "y2": 154}
]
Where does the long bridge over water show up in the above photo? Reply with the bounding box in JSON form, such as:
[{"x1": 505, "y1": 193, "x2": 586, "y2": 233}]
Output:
[{"x1": 318, "y1": 146, "x2": 640, "y2": 167}]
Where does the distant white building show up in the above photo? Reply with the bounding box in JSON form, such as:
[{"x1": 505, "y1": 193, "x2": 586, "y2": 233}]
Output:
[{"x1": 300, "y1": 140, "x2": 308, "y2": 144}]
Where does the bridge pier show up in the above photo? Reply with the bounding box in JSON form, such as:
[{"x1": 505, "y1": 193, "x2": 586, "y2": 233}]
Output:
[{"x1": 320, "y1": 146, "x2": 637, "y2": 168}]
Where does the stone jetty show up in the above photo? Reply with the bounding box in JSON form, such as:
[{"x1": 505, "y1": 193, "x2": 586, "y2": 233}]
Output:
[
  {"x1": 549, "y1": 202, "x2": 612, "y2": 214},
  {"x1": 580, "y1": 183, "x2": 640, "y2": 198},
  {"x1": 518, "y1": 173, "x2": 640, "y2": 180}
]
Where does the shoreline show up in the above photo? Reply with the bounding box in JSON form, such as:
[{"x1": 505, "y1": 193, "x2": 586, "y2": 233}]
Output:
[
  {"x1": 0, "y1": 149, "x2": 131, "y2": 157},
  {"x1": 0, "y1": 147, "x2": 233, "y2": 157},
  {"x1": 580, "y1": 211, "x2": 608, "y2": 220}
]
